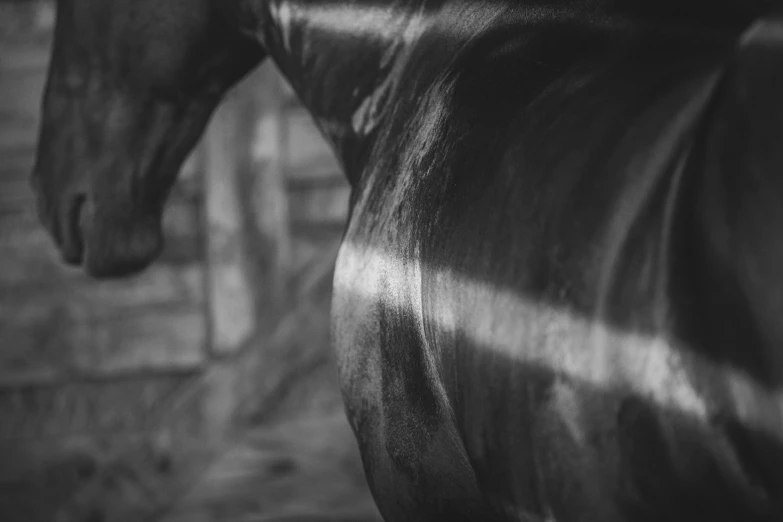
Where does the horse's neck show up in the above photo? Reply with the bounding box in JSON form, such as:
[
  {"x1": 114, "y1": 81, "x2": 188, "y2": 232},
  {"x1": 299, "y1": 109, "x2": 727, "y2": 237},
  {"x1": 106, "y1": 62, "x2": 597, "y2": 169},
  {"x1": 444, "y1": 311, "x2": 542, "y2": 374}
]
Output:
[
  {"x1": 236, "y1": 1, "x2": 410, "y2": 161},
  {"x1": 236, "y1": 0, "x2": 508, "y2": 182},
  {"x1": 236, "y1": 0, "x2": 769, "y2": 183}
]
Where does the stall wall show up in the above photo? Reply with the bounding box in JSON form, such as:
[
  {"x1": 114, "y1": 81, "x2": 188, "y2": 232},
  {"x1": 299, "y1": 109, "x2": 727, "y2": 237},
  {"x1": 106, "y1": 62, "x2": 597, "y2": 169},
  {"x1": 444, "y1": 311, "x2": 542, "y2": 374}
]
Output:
[{"x1": 0, "y1": 3, "x2": 355, "y2": 520}]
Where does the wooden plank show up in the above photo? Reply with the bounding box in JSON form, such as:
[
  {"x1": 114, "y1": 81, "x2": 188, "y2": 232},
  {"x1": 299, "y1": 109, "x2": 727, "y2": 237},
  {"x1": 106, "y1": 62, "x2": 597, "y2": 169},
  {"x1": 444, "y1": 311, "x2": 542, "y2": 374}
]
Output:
[
  {"x1": 202, "y1": 81, "x2": 256, "y2": 356},
  {"x1": 0, "y1": 288, "x2": 206, "y2": 378},
  {"x1": 0, "y1": 145, "x2": 35, "y2": 176},
  {"x1": 0, "y1": 211, "x2": 75, "y2": 284},
  {"x1": 71, "y1": 306, "x2": 206, "y2": 373},
  {"x1": 0, "y1": 70, "x2": 47, "y2": 157},
  {"x1": 0, "y1": 252, "x2": 204, "y2": 380},
  {"x1": 157, "y1": 195, "x2": 203, "y2": 265},
  {"x1": 239, "y1": 62, "x2": 297, "y2": 326},
  {"x1": 0, "y1": 292, "x2": 76, "y2": 382},
  {"x1": 0, "y1": 117, "x2": 39, "y2": 153},
  {"x1": 0, "y1": 2, "x2": 54, "y2": 45},
  {"x1": 199, "y1": 62, "x2": 295, "y2": 440},
  {"x1": 251, "y1": 109, "x2": 292, "y2": 283},
  {"x1": 200, "y1": 360, "x2": 241, "y2": 442},
  {"x1": 0, "y1": 269, "x2": 204, "y2": 328},
  {"x1": 0, "y1": 175, "x2": 37, "y2": 215},
  {"x1": 67, "y1": 264, "x2": 205, "y2": 311},
  {"x1": 0, "y1": 68, "x2": 47, "y2": 115},
  {"x1": 0, "y1": 372, "x2": 203, "y2": 441},
  {"x1": 0, "y1": 43, "x2": 50, "y2": 72}
]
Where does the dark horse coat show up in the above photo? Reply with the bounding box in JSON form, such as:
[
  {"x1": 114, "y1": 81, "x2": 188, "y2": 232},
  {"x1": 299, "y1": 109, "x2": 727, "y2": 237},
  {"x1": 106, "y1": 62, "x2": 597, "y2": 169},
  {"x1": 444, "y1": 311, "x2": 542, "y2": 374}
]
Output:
[{"x1": 31, "y1": 0, "x2": 783, "y2": 520}]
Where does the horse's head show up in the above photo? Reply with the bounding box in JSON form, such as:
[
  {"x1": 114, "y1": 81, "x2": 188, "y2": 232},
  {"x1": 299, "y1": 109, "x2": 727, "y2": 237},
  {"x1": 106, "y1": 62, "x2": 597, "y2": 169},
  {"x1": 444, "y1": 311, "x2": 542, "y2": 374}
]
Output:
[{"x1": 31, "y1": 0, "x2": 264, "y2": 277}]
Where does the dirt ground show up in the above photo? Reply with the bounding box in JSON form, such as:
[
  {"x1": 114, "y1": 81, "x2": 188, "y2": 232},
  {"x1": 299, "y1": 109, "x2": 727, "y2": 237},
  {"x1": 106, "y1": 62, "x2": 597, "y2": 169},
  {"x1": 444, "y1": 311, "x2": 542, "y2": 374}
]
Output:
[
  {"x1": 1, "y1": 403, "x2": 383, "y2": 522},
  {"x1": 161, "y1": 409, "x2": 382, "y2": 522}
]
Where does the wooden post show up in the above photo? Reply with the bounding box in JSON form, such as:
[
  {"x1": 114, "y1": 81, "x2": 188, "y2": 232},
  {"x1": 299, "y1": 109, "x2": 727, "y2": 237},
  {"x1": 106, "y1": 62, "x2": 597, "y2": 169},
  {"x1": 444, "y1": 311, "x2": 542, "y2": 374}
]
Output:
[
  {"x1": 202, "y1": 90, "x2": 257, "y2": 359},
  {"x1": 199, "y1": 63, "x2": 295, "y2": 438},
  {"x1": 245, "y1": 62, "x2": 292, "y2": 310},
  {"x1": 200, "y1": 85, "x2": 257, "y2": 440}
]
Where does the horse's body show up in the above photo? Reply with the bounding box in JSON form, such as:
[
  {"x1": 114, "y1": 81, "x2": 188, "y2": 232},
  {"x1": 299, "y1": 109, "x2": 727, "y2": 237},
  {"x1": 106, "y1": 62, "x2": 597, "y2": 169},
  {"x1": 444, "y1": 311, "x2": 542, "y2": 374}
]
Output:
[{"x1": 31, "y1": 1, "x2": 783, "y2": 520}]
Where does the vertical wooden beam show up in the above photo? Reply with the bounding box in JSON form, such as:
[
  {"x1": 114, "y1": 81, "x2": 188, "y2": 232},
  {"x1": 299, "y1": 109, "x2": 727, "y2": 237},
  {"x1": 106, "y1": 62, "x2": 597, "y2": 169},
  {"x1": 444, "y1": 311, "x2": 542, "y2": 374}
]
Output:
[
  {"x1": 246, "y1": 63, "x2": 292, "y2": 307},
  {"x1": 229, "y1": 63, "x2": 296, "y2": 421},
  {"x1": 202, "y1": 90, "x2": 256, "y2": 358},
  {"x1": 200, "y1": 84, "x2": 258, "y2": 440},
  {"x1": 199, "y1": 62, "x2": 297, "y2": 437},
  {"x1": 199, "y1": 62, "x2": 296, "y2": 437}
]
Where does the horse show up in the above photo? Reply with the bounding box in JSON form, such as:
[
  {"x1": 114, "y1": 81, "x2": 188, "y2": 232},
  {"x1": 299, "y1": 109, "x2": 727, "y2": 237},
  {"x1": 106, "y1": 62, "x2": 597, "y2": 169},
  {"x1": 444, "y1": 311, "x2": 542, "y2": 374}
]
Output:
[{"x1": 30, "y1": 0, "x2": 783, "y2": 520}]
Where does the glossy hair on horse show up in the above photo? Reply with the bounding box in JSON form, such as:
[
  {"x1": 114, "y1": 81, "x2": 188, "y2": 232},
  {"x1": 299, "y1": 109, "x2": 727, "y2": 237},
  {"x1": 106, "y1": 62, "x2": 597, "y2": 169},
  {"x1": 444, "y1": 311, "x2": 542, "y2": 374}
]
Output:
[
  {"x1": 31, "y1": 0, "x2": 264, "y2": 277},
  {"x1": 28, "y1": 1, "x2": 783, "y2": 519}
]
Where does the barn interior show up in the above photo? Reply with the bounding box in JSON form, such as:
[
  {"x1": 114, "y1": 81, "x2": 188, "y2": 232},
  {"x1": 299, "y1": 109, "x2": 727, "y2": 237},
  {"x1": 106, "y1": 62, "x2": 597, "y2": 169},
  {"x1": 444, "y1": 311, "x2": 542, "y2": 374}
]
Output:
[{"x1": 0, "y1": 1, "x2": 382, "y2": 520}]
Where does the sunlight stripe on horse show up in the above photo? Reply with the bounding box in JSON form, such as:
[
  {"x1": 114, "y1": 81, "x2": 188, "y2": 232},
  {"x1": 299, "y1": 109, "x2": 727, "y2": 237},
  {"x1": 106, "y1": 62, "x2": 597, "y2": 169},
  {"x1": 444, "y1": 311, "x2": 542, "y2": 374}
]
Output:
[{"x1": 335, "y1": 241, "x2": 783, "y2": 446}]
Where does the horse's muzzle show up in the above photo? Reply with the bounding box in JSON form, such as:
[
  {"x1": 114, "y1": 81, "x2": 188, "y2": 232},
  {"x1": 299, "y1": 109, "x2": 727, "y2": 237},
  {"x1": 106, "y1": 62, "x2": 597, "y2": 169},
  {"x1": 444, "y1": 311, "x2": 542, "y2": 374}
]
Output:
[
  {"x1": 80, "y1": 201, "x2": 164, "y2": 278},
  {"x1": 42, "y1": 192, "x2": 164, "y2": 279}
]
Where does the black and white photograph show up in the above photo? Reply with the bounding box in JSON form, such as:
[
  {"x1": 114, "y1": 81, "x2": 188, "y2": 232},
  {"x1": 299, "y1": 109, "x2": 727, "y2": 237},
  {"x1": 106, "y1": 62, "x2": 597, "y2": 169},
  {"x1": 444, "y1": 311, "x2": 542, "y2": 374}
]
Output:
[{"x1": 0, "y1": 0, "x2": 781, "y2": 520}]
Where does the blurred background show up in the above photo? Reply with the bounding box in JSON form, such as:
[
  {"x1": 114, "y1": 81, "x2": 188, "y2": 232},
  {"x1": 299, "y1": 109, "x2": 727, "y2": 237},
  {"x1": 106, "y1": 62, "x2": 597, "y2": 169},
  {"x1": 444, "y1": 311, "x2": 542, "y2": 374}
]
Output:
[{"x1": 0, "y1": 1, "x2": 381, "y2": 520}]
